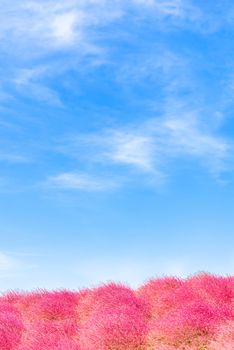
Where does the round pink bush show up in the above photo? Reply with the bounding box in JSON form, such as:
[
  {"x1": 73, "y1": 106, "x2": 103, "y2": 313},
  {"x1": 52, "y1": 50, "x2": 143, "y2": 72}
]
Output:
[
  {"x1": 0, "y1": 304, "x2": 23, "y2": 350},
  {"x1": 137, "y1": 277, "x2": 184, "y2": 318},
  {"x1": 209, "y1": 320, "x2": 234, "y2": 350},
  {"x1": 77, "y1": 283, "x2": 150, "y2": 324},
  {"x1": 8, "y1": 291, "x2": 44, "y2": 320},
  {"x1": 187, "y1": 273, "x2": 234, "y2": 306},
  {"x1": 0, "y1": 275, "x2": 233, "y2": 349},
  {"x1": 79, "y1": 305, "x2": 148, "y2": 350},
  {"x1": 147, "y1": 300, "x2": 223, "y2": 348},
  {"x1": 78, "y1": 283, "x2": 149, "y2": 350},
  {"x1": 31, "y1": 290, "x2": 78, "y2": 320},
  {"x1": 18, "y1": 319, "x2": 80, "y2": 350}
]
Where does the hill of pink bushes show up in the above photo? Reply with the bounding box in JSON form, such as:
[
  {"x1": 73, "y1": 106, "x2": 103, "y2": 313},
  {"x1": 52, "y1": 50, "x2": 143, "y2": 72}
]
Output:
[{"x1": 0, "y1": 274, "x2": 234, "y2": 349}]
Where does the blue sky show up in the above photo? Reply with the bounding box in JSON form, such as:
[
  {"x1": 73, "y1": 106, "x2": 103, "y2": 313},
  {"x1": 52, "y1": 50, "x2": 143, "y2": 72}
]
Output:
[{"x1": 0, "y1": 0, "x2": 234, "y2": 292}]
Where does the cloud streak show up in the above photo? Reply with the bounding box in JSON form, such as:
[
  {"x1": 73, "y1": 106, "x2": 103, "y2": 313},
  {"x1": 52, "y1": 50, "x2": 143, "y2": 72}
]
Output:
[
  {"x1": 48, "y1": 172, "x2": 120, "y2": 192},
  {"x1": 1, "y1": 0, "x2": 233, "y2": 194},
  {"x1": 133, "y1": 0, "x2": 184, "y2": 16},
  {"x1": 100, "y1": 131, "x2": 155, "y2": 172},
  {"x1": 0, "y1": 1, "x2": 121, "y2": 56},
  {"x1": 0, "y1": 0, "x2": 205, "y2": 63},
  {"x1": 0, "y1": 0, "x2": 217, "y2": 109},
  {"x1": 60, "y1": 110, "x2": 231, "y2": 190}
]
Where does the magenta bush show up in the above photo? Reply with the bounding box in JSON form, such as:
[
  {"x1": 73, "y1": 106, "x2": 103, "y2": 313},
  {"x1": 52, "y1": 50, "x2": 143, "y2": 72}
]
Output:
[
  {"x1": 0, "y1": 305, "x2": 23, "y2": 350},
  {"x1": 0, "y1": 274, "x2": 233, "y2": 350}
]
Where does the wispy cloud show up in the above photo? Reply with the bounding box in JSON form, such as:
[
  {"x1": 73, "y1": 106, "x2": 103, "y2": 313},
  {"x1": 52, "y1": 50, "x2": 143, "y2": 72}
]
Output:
[
  {"x1": 99, "y1": 131, "x2": 155, "y2": 172},
  {"x1": 131, "y1": 0, "x2": 204, "y2": 29},
  {"x1": 133, "y1": 0, "x2": 185, "y2": 16},
  {"x1": 50, "y1": 11, "x2": 81, "y2": 46},
  {"x1": 0, "y1": 0, "x2": 206, "y2": 67},
  {"x1": 1, "y1": 0, "x2": 232, "y2": 193},
  {"x1": 0, "y1": 1, "x2": 122, "y2": 105},
  {"x1": 0, "y1": 152, "x2": 28, "y2": 163},
  {"x1": 0, "y1": 1, "x2": 122, "y2": 56},
  {"x1": 13, "y1": 66, "x2": 62, "y2": 106},
  {"x1": 48, "y1": 172, "x2": 120, "y2": 192},
  {"x1": 0, "y1": 0, "x2": 215, "y2": 109},
  {"x1": 61, "y1": 110, "x2": 230, "y2": 188},
  {"x1": 150, "y1": 114, "x2": 230, "y2": 174}
]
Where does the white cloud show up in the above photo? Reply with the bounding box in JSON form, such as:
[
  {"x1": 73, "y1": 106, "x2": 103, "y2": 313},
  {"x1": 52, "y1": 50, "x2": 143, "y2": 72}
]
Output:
[
  {"x1": 151, "y1": 114, "x2": 230, "y2": 174},
  {"x1": 0, "y1": 153, "x2": 27, "y2": 163},
  {"x1": 50, "y1": 11, "x2": 80, "y2": 45},
  {"x1": 13, "y1": 66, "x2": 62, "y2": 105},
  {"x1": 105, "y1": 131, "x2": 155, "y2": 172},
  {"x1": 0, "y1": 1, "x2": 121, "y2": 56},
  {"x1": 0, "y1": 0, "x2": 203, "y2": 60},
  {"x1": 156, "y1": 0, "x2": 183, "y2": 16},
  {"x1": 0, "y1": 0, "x2": 123, "y2": 103},
  {"x1": 131, "y1": 0, "x2": 203, "y2": 24},
  {"x1": 0, "y1": 0, "x2": 204, "y2": 108},
  {"x1": 133, "y1": 0, "x2": 184, "y2": 16},
  {"x1": 48, "y1": 172, "x2": 119, "y2": 191},
  {"x1": 0, "y1": 1, "x2": 231, "y2": 189},
  {"x1": 14, "y1": 67, "x2": 47, "y2": 86},
  {"x1": 65, "y1": 111, "x2": 230, "y2": 185}
]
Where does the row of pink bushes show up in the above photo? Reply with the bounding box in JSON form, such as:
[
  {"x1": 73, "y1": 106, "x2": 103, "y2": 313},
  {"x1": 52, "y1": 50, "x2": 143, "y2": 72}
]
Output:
[{"x1": 0, "y1": 273, "x2": 234, "y2": 349}]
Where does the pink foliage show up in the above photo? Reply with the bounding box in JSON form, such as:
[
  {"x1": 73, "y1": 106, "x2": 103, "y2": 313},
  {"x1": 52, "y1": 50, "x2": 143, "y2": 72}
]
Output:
[
  {"x1": 137, "y1": 277, "x2": 184, "y2": 318},
  {"x1": 0, "y1": 275, "x2": 233, "y2": 350},
  {"x1": 79, "y1": 306, "x2": 148, "y2": 350},
  {"x1": 78, "y1": 283, "x2": 149, "y2": 349},
  {"x1": 0, "y1": 304, "x2": 23, "y2": 350},
  {"x1": 187, "y1": 273, "x2": 234, "y2": 306},
  {"x1": 29, "y1": 290, "x2": 78, "y2": 320},
  {"x1": 147, "y1": 300, "x2": 223, "y2": 348},
  {"x1": 18, "y1": 320, "x2": 80, "y2": 350},
  {"x1": 77, "y1": 283, "x2": 150, "y2": 324},
  {"x1": 209, "y1": 320, "x2": 234, "y2": 350},
  {"x1": 7, "y1": 291, "x2": 44, "y2": 320}
]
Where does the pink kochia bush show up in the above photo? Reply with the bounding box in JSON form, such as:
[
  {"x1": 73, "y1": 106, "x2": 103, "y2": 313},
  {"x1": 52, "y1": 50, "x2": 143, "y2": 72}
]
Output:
[
  {"x1": 0, "y1": 274, "x2": 234, "y2": 349},
  {"x1": 78, "y1": 284, "x2": 149, "y2": 350},
  {"x1": 0, "y1": 303, "x2": 23, "y2": 350}
]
